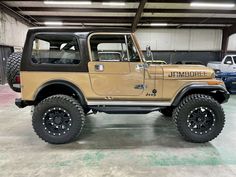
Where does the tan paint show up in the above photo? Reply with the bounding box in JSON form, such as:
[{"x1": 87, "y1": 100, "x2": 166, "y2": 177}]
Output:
[
  {"x1": 20, "y1": 66, "x2": 216, "y2": 103},
  {"x1": 88, "y1": 62, "x2": 145, "y2": 96},
  {"x1": 20, "y1": 32, "x2": 221, "y2": 105}
]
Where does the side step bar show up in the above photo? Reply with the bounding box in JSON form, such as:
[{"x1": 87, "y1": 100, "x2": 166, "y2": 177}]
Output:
[{"x1": 90, "y1": 106, "x2": 161, "y2": 114}]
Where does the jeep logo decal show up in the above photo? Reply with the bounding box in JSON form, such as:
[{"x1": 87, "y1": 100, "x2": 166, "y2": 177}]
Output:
[{"x1": 168, "y1": 71, "x2": 207, "y2": 78}]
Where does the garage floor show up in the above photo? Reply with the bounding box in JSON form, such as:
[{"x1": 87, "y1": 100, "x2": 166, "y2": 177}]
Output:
[{"x1": 1, "y1": 85, "x2": 236, "y2": 177}]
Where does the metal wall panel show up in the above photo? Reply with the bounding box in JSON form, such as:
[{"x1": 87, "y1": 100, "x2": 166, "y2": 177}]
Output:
[
  {"x1": 136, "y1": 29, "x2": 222, "y2": 51},
  {"x1": 228, "y1": 34, "x2": 236, "y2": 51},
  {"x1": 0, "y1": 12, "x2": 28, "y2": 47}
]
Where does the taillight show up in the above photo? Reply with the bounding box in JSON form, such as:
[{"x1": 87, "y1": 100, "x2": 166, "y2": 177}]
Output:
[{"x1": 15, "y1": 75, "x2": 21, "y2": 83}]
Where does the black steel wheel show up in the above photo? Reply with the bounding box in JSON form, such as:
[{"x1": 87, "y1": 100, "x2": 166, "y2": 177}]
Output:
[
  {"x1": 32, "y1": 94, "x2": 85, "y2": 144},
  {"x1": 43, "y1": 107, "x2": 72, "y2": 136},
  {"x1": 173, "y1": 94, "x2": 225, "y2": 143},
  {"x1": 187, "y1": 106, "x2": 215, "y2": 135}
]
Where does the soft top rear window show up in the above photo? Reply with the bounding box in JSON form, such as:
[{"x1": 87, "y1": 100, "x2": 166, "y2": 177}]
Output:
[{"x1": 31, "y1": 33, "x2": 80, "y2": 65}]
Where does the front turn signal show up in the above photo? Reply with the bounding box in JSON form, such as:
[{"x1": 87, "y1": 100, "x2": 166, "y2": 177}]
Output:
[{"x1": 207, "y1": 80, "x2": 224, "y2": 85}]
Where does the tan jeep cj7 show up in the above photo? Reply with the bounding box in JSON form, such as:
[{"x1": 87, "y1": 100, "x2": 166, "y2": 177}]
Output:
[{"x1": 6, "y1": 27, "x2": 229, "y2": 144}]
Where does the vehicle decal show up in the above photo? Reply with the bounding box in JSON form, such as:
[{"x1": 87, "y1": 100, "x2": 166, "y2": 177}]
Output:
[
  {"x1": 168, "y1": 71, "x2": 207, "y2": 78},
  {"x1": 146, "y1": 89, "x2": 157, "y2": 97}
]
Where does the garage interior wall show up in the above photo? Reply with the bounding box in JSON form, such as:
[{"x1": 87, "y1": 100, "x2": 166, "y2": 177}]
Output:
[
  {"x1": 136, "y1": 29, "x2": 223, "y2": 64},
  {"x1": 228, "y1": 34, "x2": 236, "y2": 52},
  {"x1": 0, "y1": 11, "x2": 28, "y2": 47},
  {"x1": 0, "y1": 11, "x2": 29, "y2": 84}
]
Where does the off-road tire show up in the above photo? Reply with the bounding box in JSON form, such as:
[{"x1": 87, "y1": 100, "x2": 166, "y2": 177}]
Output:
[
  {"x1": 173, "y1": 94, "x2": 225, "y2": 143},
  {"x1": 159, "y1": 107, "x2": 174, "y2": 117},
  {"x1": 32, "y1": 94, "x2": 85, "y2": 144},
  {"x1": 6, "y1": 52, "x2": 22, "y2": 92}
]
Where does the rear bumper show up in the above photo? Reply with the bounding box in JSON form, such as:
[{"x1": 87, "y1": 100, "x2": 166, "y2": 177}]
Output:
[{"x1": 15, "y1": 98, "x2": 33, "y2": 108}]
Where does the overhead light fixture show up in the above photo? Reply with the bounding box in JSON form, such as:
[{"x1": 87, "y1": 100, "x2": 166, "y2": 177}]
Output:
[
  {"x1": 150, "y1": 23, "x2": 168, "y2": 26},
  {"x1": 44, "y1": 21, "x2": 63, "y2": 26},
  {"x1": 44, "y1": 1, "x2": 92, "y2": 5},
  {"x1": 102, "y1": 2, "x2": 125, "y2": 6},
  {"x1": 190, "y1": 2, "x2": 235, "y2": 8}
]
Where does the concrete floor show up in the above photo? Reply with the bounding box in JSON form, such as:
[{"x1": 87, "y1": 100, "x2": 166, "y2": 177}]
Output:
[{"x1": 1, "y1": 85, "x2": 236, "y2": 177}]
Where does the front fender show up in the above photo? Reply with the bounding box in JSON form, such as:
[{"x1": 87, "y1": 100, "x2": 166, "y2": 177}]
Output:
[{"x1": 171, "y1": 84, "x2": 230, "y2": 106}]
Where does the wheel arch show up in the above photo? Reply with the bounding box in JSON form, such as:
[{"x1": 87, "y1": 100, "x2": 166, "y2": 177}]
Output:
[
  {"x1": 34, "y1": 80, "x2": 87, "y2": 106},
  {"x1": 172, "y1": 84, "x2": 230, "y2": 106}
]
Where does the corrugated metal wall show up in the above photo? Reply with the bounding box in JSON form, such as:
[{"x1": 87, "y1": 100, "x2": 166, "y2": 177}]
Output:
[
  {"x1": 136, "y1": 29, "x2": 222, "y2": 51},
  {"x1": 0, "y1": 11, "x2": 28, "y2": 48},
  {"x1": 0, "y1": 45, "x2": 13, "y2": 85},
  {"x1": 136, "y1": 29, "x2": 224, "y2": 64},
  {"x1": 228, "y1": 34, "x2": 236, "y2": 51}
]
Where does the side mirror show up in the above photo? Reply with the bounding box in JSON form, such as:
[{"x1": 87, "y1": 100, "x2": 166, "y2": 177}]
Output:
[
  {"x1": 146, "y1": 45, "x2": 154, "y2": 62},
  {"x1": 226, "y1": 61, "x2": 233, "y2": 65},
  {"x1": 146, "y1": 45, "x2": 152, "y2": 57}
]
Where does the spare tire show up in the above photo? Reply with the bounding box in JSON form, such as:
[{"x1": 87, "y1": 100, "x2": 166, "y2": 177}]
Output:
[{"x1": 6, "y1": 52, "x2": 22, "y2": 92}]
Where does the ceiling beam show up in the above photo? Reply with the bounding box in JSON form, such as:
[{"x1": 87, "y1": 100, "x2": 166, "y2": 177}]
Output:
[
  {"x1": 140, "y1": 17, "x2": 236, "y2": 24},
  {"x1": 147, "y1": 0, "x2": 234, "y2": 2},
  {"x1": 12, "y1": 7, "x2": 236, "y2": 14},
  {"x1": 28, "y1": 16, "x2": 236, "y2": 25},
  {"x1": 28, "y1": 16, "x2": 133, "y2": 23},
  {"x1": 144, "y1": 9, "x2": 236, "y2": 14},
  {"x1": 131, "y1": 0, "x2": 147, "y2": 32},
  {"x1": 3, "y1": 0, "x2": 140, "y2": 2},
  {"x1": 13, "y1": 7, "x2": 137, "y2": 13},
  {"x1": 138, "y1": 26, "x2": 225, "y2": 29},
  {"x1": 3, "y1": 0, "x2": 235, "y2": 2},
  {"x1": 36, "y1": 23, "x2": 224, "y2": 29},
  {"x1": 0, "y1": 2, "x2": 35, "y2": 26}
]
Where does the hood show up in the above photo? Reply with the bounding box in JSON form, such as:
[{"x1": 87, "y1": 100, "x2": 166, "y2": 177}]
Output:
[{"x1": 162, "y1": 65, "x2": 214, "y2": 80}]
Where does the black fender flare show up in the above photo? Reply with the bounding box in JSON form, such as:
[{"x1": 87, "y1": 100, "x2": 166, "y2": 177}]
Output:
[
  {"x1": 34, "y1": 80, "x2": 87, "y2": 106},
  {"x1": 171, "y1": 84, "x2": 230, "y2": 106}
]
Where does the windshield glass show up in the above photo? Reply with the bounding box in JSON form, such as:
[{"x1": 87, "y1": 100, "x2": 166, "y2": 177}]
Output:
[{"x1": 233, "y1": 56, "x2": 236, "y2": 64}]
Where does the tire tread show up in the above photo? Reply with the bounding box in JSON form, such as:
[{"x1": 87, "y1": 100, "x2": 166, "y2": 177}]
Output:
[
  {"x1": 32, "y1": 94, "x2": 85, "y2": 144},
  {"x1": 6, "y1": 52, "x2": 22, "y2": 92},
  {"x1": 173, "y1": 94, "x2": 225, "y2": 143}
]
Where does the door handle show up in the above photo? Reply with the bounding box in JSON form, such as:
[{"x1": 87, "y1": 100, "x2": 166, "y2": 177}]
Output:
[{"x1": 95, "y1": 64, "x2": 104, "y2": 72}]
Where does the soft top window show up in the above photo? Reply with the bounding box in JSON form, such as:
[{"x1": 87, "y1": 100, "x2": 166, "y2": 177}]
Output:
[
  {"x1": 31, "y1": 33, "x2": 80, "y2": 65},
  {"x1": 89, "y1": 34, "x2": 140, "y2": 62},
  {"x1": 224, "y1": 56, "x2": 233, "y2": 64}
]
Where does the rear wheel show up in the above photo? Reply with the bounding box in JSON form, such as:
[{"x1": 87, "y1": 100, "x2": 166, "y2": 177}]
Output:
[
  {"x1": 173, "y1": 94, "x2": 225, "y2": 143},
  {"x1": 32, "y1": 94, "x2": 85, "y2": 144},
  {"x1": 6, "y1": 52, "x2": 22, "y2": 92}
]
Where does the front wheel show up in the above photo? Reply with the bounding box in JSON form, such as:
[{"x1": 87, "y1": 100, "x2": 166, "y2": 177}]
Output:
[
  {"x1": 32, "y1": 95, "x2": 85, "y2": 144},
  {"x1": 173, "y1": 94, "x2": 225, "y2": 143}
]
